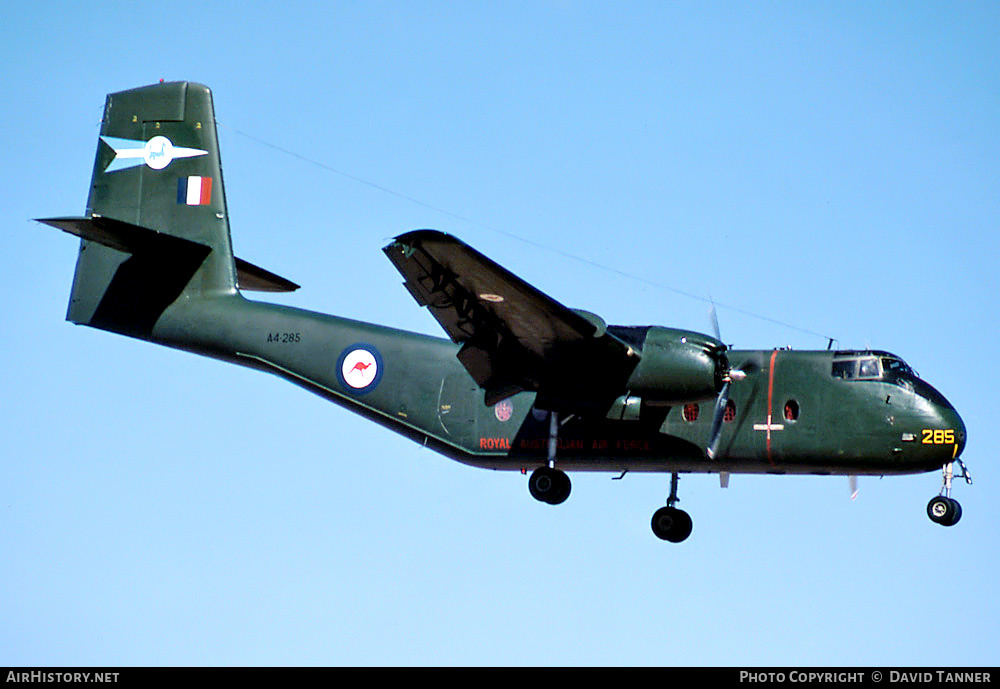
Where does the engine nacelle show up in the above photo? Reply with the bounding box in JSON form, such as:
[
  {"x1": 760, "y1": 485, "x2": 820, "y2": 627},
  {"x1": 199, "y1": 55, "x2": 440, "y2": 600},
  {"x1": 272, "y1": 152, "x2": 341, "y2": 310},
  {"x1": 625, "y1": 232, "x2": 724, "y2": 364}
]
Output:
[{"x1": 624, "y1": 327, "x2": 724, "y2": 404}]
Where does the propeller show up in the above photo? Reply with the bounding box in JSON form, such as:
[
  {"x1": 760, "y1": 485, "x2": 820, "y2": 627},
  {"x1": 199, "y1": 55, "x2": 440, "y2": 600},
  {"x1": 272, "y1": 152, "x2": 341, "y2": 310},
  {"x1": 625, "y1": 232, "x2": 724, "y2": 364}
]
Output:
[
  {"x1": 709, "y1": 302, "x2": 723, "y2": 345},
  {"x1": 706, "y1": 304, "x2": 745, "y2": 459},
  {"x1": 849, "y1": 475, "x2": 858, "y2": 501}
]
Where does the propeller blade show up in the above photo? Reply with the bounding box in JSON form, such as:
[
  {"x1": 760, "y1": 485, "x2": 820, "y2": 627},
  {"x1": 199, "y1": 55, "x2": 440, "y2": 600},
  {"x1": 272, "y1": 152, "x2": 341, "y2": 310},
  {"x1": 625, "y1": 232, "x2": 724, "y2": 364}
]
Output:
[
  {"x1": 706, "y1": 381, "x2": 730, "y2": 459},
  {"x1": 709, "y1": 303, "x2": 722, "y2": 342},
  {"x1": 849, "y1": 475, "x2": 858, "y2": 501}
]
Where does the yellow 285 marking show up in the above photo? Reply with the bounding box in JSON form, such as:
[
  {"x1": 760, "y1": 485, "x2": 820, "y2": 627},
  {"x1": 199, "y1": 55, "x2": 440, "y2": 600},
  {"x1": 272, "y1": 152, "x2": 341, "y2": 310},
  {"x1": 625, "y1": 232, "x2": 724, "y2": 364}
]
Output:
[{"x1": 922, "y1": 429, "x2": 955, "y2": 445}]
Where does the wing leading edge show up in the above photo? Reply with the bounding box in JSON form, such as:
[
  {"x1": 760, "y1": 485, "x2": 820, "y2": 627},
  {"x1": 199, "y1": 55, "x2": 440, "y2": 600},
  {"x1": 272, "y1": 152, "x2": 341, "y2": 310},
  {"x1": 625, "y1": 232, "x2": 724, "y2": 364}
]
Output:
[{"x1": 383, "y1": 230, "x2": 639, "y2": 411}]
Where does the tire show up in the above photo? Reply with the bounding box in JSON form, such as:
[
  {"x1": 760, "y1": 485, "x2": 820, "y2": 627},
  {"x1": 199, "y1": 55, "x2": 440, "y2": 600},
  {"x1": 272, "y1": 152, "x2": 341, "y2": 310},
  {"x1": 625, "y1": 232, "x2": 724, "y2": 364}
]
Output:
[
  {"x1": 651, "y1": 507, "x2": 693, "y2": 543},
  {"x1": 529, "y1": 467, "x2": 571, "y2": 505},
  {"x1": 550, "y1": 470, "x2": 571, "y2": 505},
  {"x1": 927, "y1": 496, "x2": 955, "y2": 525},
  {"x1": 945, "y1": 498, "x2": 962, "y2": 527}
]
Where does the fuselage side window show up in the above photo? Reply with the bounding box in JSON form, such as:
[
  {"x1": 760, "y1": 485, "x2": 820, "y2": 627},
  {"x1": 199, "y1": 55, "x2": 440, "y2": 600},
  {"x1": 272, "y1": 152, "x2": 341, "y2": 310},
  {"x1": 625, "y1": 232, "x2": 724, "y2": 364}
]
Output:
[{"x1": 832, "y1": 360, "x2": 856, "y2": 379}]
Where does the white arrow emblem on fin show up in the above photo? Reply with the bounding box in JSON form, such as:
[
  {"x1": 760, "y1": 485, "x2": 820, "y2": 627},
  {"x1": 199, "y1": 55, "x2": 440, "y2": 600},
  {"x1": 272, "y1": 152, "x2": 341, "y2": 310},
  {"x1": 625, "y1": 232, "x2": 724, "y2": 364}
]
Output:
[{"x1": 102, "y1": 135, "x2": 208, "y2": 172}]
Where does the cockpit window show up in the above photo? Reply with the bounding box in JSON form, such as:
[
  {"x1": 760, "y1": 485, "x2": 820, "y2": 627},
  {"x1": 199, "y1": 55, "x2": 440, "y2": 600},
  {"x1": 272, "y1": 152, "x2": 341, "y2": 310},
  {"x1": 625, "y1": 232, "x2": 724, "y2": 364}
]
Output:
[
  {"x1": 882, "y1": 358, "x2": 913, "y2": 377},
  {"x1": 832, "y1": 354, "x2": 916, "y2": 387},
  {"x1": 858, "y1": 358, "x2": 880, "y2": 379},
  {"x1": 832, "y1": 360, "x2": 856, "y2": 379}
]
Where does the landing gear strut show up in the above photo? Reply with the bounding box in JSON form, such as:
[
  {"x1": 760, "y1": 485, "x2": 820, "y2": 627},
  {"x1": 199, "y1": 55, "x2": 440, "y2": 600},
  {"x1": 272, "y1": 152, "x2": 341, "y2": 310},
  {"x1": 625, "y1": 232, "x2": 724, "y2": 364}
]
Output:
[
  {"x1": 927, "y1": 460, "x2": 970, "y2": 527},
  {"x1": 528, "y1": 411, "x2": 571, "y2": 505},
  {"x1": 651, "y1": 473, "x2": 693, "y2": 542}
]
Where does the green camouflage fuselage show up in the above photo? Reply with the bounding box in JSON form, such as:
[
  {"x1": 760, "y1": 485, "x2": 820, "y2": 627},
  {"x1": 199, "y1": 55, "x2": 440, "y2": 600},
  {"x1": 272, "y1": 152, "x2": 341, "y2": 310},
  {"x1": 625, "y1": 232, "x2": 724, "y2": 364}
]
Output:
[{"x1": 149, "y1": 293, "x2": 964, "y2": 478}]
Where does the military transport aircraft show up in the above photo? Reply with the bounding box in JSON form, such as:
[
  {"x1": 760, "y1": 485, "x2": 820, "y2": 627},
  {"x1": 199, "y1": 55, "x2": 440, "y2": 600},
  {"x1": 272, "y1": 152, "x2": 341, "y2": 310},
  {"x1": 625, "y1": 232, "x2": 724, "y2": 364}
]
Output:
[{"x1": 39, "y1": 82, "x2": 971, "y2": 542}]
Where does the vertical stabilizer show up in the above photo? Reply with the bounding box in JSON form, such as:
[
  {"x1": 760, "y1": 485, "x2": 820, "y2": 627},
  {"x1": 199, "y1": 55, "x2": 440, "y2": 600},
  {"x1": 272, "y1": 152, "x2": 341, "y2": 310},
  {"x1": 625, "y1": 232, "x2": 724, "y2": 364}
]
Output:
[{"x1": 68, "y1": 81, "x2": 236, "y2": 335}]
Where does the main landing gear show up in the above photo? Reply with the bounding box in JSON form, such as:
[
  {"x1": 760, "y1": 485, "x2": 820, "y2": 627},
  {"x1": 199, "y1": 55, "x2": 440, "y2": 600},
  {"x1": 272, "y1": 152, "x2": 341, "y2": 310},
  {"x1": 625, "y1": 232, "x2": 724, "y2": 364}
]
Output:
[
  {"x1": 927, "y1": 460, "x2": 971, "y2": 528},
  {"x1": 528, "y1": 411, "x2": 572, "y2": 505},
  {"x1": 651, "y1": 473, "x2": 693, "y2": 543},
  {"x1": 528, "y1": 466, "x2": 571, "y2": 505},
  {"x1": 525, "y1": 411, "x2": 692, "y2": 542}
]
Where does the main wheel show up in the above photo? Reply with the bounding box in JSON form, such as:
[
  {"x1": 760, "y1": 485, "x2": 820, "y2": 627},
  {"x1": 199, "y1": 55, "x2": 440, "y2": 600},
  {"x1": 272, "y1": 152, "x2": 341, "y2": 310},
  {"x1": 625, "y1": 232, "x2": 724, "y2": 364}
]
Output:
[
  {"x1": 528, "y1": 467, "x2": 571, "y2": 505},
  {"x1": 651, "y1": 506, "x2": 693, "y2": 542},
  {"x1": 927, "y1": 496, "x2": 959, "y2": 526}
]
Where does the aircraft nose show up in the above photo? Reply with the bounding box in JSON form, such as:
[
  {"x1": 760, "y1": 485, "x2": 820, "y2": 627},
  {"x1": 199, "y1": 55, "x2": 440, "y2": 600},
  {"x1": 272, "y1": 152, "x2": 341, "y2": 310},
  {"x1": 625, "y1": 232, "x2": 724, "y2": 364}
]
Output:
[
  {"x1": 935, "y1": 402, "x2": 966, "y2": 459},
  {"x1": 950, "y1": 407, "x2": 967, "y2": 458}
]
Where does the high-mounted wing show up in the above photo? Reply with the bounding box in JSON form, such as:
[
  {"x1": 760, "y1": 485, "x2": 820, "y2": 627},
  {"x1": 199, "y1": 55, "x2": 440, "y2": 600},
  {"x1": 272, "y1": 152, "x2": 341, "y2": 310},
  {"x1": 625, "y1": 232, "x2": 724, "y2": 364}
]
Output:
[{"x1": 383, "y1": 230, "x2": 640, "y2": 411}]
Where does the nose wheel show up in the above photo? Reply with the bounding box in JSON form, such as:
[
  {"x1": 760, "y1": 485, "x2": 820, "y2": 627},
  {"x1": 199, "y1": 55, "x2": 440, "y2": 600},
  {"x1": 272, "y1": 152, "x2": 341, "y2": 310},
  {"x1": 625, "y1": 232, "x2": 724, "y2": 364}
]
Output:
[
  {"x1": 927, "y1": 460, "x2": 971, "y2": 527},
  {"x1": 927, "y1": 495, "x2": 962, "y2": 526}
]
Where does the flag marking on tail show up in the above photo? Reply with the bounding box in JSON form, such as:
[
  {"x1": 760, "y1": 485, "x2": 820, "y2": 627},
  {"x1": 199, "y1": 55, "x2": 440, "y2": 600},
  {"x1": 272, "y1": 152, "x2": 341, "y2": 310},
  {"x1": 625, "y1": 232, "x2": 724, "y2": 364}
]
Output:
[{"x1": 177, "y1": 176, "x2": 213, "y2": 205}]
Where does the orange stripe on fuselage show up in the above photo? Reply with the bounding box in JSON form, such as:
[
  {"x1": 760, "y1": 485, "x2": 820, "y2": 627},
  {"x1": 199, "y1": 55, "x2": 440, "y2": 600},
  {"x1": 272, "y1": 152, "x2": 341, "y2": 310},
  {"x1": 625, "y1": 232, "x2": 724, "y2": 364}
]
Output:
[{"x1": 767, "y1": 349, "x2": 778, "y2": 466}]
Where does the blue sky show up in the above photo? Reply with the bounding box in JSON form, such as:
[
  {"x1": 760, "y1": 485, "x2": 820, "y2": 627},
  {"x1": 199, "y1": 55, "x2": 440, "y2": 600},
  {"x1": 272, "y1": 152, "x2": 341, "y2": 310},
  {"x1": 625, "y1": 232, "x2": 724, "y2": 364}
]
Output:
[{"x1": 2, "y1": 1, "x2": 998, "y2": 666}]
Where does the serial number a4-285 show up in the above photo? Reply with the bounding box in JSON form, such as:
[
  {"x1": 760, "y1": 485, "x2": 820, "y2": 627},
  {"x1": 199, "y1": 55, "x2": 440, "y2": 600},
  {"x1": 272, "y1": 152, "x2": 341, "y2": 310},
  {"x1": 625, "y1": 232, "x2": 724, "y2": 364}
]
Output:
[{"x1": 266, "y1": 332, "x2": 301, "y2": 344}]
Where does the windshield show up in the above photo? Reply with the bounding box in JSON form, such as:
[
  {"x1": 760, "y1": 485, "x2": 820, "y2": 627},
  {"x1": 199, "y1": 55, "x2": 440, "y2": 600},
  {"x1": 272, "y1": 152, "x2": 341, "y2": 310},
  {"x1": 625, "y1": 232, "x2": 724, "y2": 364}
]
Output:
[
  {"x1": 830, "y1": 353, "x2": 950, "y2": 408},
  {"x1": 858, "y1": 357, "x2": 879, "y2": 378},
  {"x1": 831, "y1": 354, "x2": 913, "y2": 383}
]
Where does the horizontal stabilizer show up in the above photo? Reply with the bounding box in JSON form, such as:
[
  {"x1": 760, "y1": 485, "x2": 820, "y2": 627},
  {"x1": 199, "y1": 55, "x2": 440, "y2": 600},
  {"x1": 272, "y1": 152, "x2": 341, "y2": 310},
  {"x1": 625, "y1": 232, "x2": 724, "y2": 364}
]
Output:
[
  {"x1": 38, "y1": 216, "x2": 298, "y2": 293},
  {"x1": 233, "y1": 257, "x2": 300, "y2": 293},
  {"x1": 38, "y1": 215, "x2": 208, "y2": 255}
]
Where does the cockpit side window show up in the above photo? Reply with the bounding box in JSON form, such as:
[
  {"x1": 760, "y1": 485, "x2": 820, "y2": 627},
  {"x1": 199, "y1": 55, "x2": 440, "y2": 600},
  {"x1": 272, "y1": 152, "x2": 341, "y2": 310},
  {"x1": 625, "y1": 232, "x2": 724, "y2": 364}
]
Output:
[
  {"x1": 882, "y1": 358, "x2": 912, "y2": 377},
  {"x1": 832, "y1": 360, "x2": 856, "y2": 379},
  {"x1": 858, "y1": 358, "x2": 880, "y2": 379},
  {"x1": 881, "y1": 357, "x2": 916, "y2": 390}
]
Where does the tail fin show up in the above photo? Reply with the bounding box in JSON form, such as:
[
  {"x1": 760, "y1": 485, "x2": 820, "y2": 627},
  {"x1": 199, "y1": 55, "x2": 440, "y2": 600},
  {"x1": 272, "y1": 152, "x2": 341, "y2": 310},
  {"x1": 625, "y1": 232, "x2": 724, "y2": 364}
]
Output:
[{"x1": 59, "y1": 82, "x2": 237, "y2": 336}]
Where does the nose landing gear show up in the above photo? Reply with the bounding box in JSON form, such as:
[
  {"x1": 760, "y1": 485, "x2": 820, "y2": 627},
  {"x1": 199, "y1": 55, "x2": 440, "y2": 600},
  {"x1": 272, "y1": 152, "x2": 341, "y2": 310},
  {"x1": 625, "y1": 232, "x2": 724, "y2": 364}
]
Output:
[{"x1": 927, "y1": 460, "x2": 972, "y2": 527}]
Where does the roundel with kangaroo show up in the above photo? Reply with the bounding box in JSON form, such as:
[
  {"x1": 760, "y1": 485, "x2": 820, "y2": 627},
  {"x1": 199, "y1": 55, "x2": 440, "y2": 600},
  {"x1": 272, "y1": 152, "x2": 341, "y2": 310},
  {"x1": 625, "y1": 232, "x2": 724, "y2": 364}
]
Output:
[{"x1": 337, "y1": 344, "x2": 383, "y2": 394}]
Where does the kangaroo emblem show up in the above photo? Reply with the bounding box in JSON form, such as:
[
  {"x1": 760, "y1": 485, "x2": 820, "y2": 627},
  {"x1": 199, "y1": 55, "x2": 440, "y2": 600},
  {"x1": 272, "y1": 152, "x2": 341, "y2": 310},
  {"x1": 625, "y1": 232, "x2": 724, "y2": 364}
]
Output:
[{"x1": 339, "y1": 346, "x2": 381, "y2": 392}]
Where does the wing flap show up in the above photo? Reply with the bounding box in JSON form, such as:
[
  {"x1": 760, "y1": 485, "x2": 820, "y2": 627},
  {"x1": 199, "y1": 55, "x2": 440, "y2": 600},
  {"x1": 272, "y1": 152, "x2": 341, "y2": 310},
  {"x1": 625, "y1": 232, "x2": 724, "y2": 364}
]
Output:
[
  {"x1": 385, "y1": 230, "x2": 599, "y2": 350},
  {"x1": 384, "y1": 230, "x2": 639, "y2": 410}
]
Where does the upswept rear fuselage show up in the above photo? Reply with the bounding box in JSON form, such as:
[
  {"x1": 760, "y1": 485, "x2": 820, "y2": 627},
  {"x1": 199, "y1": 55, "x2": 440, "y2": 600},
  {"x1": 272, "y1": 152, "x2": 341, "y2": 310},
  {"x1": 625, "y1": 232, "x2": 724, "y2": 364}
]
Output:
[{"x1": 152, "y1": 294, "x2": 963, "y2": 479}]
